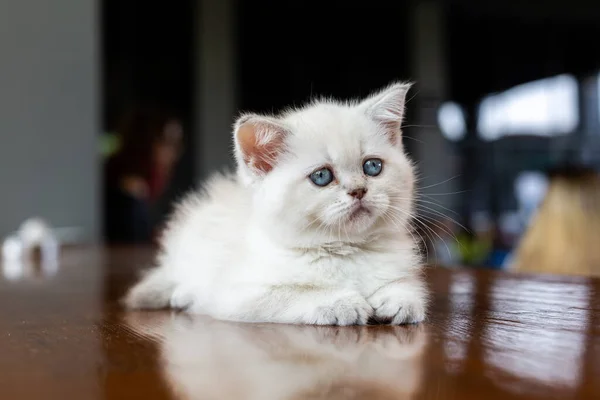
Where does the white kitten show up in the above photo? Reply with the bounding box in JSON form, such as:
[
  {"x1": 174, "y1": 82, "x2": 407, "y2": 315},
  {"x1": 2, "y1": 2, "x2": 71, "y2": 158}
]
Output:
[{"x1": 124, "y1": 82, "x2": 428, "y2": 325}]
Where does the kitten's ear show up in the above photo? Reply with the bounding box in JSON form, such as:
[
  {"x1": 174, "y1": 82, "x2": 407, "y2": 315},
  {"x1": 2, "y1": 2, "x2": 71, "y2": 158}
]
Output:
[
  {"x1": 359, "y1": 82, "x2": 412, "y2": 145},
  {"x1": 233, "y1": 113, "x2": 289, "y2": 180}
]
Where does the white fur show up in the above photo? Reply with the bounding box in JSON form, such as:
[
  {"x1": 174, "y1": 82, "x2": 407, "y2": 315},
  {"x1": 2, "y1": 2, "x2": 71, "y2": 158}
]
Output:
[{"x1": 124, "y1": 82, "x2": 428, "y2": 325}]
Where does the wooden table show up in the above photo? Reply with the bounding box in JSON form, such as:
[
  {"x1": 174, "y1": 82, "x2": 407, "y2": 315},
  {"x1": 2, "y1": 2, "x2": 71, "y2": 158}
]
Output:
[{"x1": 0, "y1": 246, "x2": 598, "y2": 399}]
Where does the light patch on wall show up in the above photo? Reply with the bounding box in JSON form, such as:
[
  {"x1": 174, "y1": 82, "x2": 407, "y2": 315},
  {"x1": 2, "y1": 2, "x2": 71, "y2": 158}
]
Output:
[
  {"x1": 477, "y1": 74, "x2": 579, "y2": 141},
  {"x1": 437, "y1": 102, "x2": 467, "y2": 141}
]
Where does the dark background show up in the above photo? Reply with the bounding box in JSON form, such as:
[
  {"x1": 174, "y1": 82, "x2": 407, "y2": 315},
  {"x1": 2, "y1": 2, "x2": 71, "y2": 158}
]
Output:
[{"x1": 99, "y1": 0, "x2": 600, "y2": 263}]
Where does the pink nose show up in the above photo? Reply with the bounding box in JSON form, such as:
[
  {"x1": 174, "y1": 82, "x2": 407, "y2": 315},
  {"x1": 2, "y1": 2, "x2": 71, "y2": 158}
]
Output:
[{"x1": 348, "y1": 188, "x2": 367, "y2": 200}]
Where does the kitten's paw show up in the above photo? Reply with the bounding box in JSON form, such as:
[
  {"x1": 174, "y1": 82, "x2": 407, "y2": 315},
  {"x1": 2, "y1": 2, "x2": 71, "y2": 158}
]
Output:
[
  {"x1": 309, "y1": 293, "x2": 373, "y2": 326},
  {"x1": 367, "y1": 283, "x2": 427, "y2": 325}
]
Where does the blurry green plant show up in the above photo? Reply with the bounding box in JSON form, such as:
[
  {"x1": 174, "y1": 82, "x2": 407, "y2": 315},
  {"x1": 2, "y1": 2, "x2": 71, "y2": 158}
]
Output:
[
  {"x1": 100, "y1": 133, "x2": 121, "y2": 158},
  {"x1": 456, "y1": 232, "x2": 492, "y2": 266}
]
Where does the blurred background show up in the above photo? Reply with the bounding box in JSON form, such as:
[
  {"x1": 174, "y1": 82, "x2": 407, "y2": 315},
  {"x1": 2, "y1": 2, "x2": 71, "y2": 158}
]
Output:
[{"x1": 1, "y1": 0, "x2": 600, "y2": 271}]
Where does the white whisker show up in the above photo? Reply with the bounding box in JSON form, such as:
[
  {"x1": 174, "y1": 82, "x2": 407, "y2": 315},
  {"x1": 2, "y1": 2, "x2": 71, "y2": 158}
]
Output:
[
  {"x1": 417, "y1": 175, "x2": 461, "y2": 190},
  {"x1": 384, "y1": 204, "x2": 455, "y2": 261}
]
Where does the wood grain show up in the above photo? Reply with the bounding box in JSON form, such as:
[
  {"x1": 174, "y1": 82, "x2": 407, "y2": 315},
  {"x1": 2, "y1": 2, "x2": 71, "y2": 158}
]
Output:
[{"x1": 0, "y1": 246, "x2": 598, "y2": 399}]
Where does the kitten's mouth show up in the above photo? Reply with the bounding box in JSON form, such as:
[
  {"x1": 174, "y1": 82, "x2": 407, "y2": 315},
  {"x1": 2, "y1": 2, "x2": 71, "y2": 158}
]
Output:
[{"x1": 348, "y1": 203, "x2": 371, "y2": 220}]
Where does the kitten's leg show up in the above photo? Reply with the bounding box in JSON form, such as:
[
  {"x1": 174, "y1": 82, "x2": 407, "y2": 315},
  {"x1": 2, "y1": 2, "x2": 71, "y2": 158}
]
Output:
[
  {"x1": 123, "y1": 267, "x2": 176, "y2": 309},
  {"x1": 194, "y1": 286, "x2": 374, "y2": 326},
  {"x1": 367, "y1": 277, "x2": 428, "y2": 324},
  {"x1": 273, "y1": 288, "x2": 373, "y2": 325}
]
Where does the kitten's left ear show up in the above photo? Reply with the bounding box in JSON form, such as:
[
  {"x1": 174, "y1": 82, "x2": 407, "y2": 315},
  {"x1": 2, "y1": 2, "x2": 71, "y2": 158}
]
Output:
[{"x1": 359, "y1": 82, "x2": 412, "y2": 145}]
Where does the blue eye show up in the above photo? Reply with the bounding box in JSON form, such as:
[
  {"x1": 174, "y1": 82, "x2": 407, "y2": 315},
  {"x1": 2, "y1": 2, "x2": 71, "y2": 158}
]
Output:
[
  {"x1": 309, "y1": 167, "x2": 334, "y2": 187},
  {"x1": 363, "y1": 158, "x2": 383, "y2": 177}
]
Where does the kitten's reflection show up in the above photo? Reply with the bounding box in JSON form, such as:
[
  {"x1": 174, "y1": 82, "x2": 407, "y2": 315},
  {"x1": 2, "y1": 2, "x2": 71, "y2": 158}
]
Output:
[{"x1": 124, "y1": 313, "x2": 427, "y2": 400}]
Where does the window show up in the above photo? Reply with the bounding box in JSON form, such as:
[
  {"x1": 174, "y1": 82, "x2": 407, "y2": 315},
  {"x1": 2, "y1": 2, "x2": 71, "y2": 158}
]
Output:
[{"x1": 477, "y1": 74, "x2": 579, "y2": 141}]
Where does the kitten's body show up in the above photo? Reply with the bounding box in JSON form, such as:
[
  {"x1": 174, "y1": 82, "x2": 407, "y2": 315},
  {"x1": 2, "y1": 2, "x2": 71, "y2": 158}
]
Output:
[{"x1": 125, "y1": 83, "x2": 428, "y2": 325}]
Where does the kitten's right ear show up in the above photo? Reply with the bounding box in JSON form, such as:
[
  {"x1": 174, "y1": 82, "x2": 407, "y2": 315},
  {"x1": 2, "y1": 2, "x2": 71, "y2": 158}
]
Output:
[
  {"x1": 359, "y1": 82, "x2": 412, "y2": 146},
  {"x1": 233, "y1": 113, "x2": 289, "y2": 181}
]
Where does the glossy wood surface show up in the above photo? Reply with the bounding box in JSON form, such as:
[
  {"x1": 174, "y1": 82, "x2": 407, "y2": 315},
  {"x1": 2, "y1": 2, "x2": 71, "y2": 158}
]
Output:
[{"x1": 1, "y1": 246, "x2": 599, "y2": 399}]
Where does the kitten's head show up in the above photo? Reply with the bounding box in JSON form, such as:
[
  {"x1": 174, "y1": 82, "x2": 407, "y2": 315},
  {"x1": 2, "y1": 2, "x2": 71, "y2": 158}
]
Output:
[{"x1": 233, "y1": 82, "x2": 416, "y2": 245}]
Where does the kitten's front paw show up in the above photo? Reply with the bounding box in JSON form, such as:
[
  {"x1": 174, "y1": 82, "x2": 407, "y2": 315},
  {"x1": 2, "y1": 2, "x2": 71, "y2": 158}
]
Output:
[
  {"x1": 309, "y1": 292, "x2": 373, "y2": 326},
  {"x1": 367, "y1": 282, "x2": 427, "y2": 325}
]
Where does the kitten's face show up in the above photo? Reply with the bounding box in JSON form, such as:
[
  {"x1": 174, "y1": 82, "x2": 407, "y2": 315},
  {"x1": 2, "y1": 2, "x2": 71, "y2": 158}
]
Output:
[{"x1": 235, "y1": 83, "x2": 415, "y2": 245}]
